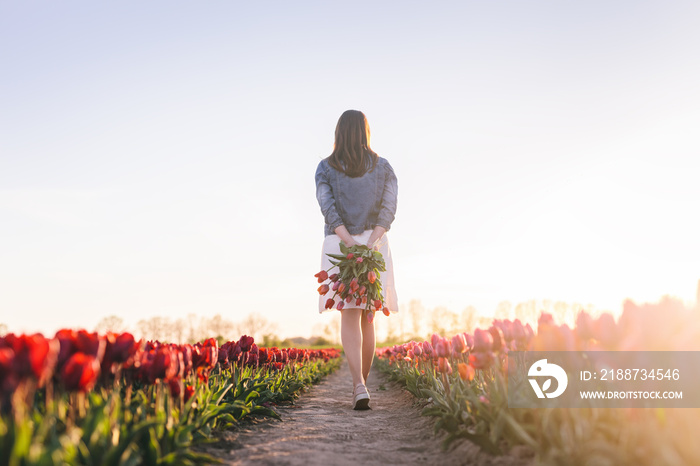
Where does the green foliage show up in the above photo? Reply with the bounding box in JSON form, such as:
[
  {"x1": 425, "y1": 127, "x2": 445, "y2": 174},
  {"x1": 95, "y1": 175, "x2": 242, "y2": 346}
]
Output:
[{"x1": 377, "y1": 358, "x2": 535, "y2": 456}]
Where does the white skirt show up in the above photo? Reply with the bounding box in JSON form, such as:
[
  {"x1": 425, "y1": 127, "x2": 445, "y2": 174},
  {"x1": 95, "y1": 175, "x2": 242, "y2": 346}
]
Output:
[{"x1": 318, "y1": 230, "x2": 399, "y2": 314}]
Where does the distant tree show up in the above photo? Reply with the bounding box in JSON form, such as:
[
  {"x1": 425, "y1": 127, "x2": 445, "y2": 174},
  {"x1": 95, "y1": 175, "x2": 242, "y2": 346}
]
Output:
[
  {"x1": 553, "y1": 301, "x2": 573, "y2": 325},
  {"x1": 429, "y1": 306, "x2": 459, "y2": 336},
  {"x1": 328, "y1": 313, "x2": 341, "y2": 344},
  {"x1": 95, "y1": 315, "x2": 126, "y2": 333},
  {"x1": 204, "y1": 314, "x2": 236, "y2": 342},
  {"x1": 407, "y1": 299, "x2": 425, "y2": 338},
  {"x1": 184, "y1": 313, "x2": 200, "y2": 343},
  {"x1": 261, "y1": 333, "x2": 282, "y2": 347},
  {"x1": 239, "y1": 313, "x2": 277, "y2": 343},
  {"x1": 383, "y1": 315, "x2": 398, "y2": 344},
  {"x1": 514, "y1": 300, "x2": 538, "y2": 326},
  {"x1": 311, "y1": 336, "x2": 332, "y2": 347},
  {"x1": 171, "y1": 318, "x2": 187, "y2": 344},
  {"x1": 137, "y1": 316, "x2": 169, "y2": 342},
  {"x1": 494, "y1": 301, "x2": 513, "y2": 321},
  {"x1": 461, "y1": 306, "x2": 478, "y2": 332}
]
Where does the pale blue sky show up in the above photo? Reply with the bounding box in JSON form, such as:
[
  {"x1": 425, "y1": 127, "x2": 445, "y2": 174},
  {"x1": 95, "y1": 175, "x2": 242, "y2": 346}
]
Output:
[{"x1": 2, "y1": 1, "x2": 699, "y2": 338}]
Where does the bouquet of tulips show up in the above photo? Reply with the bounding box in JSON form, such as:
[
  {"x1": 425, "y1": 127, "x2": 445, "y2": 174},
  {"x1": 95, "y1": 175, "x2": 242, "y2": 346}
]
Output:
[{"x1": 315, "y1": 243, "x2": 389, "y2": 323}]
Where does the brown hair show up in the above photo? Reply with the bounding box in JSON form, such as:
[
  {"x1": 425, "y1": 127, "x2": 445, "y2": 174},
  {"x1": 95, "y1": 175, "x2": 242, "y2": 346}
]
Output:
[{"x1": 328, "y1": 110, "x2": 378, "y2": 177}]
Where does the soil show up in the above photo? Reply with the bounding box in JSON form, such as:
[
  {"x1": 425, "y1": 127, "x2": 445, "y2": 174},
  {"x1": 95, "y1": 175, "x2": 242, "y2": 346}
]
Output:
[{"x1": 206, "y1": 360, "x2": 535, "y2": 466}]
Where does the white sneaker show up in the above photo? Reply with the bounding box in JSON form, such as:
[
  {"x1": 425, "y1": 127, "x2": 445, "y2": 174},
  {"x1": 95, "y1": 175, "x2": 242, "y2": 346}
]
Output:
[{"x1": 353, "y1": 383, "x2": 370, "y2": 410}]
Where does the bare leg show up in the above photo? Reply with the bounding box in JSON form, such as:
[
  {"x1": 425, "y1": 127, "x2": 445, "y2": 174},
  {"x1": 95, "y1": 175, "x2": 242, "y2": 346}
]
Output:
[
  {"x1": 340, "y1": 308, "x2": 364, "y2": 388},
  {"x1": 360, "y1": 311, "x2": 376, "y2": 382}
]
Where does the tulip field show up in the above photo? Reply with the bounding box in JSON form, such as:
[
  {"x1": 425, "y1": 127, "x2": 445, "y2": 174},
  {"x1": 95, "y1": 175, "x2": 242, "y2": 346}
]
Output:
[
  {"x1": 0, "y1": 331, "x2": 341, "y2": 465},
  {"x1": 376, "y1": 297, "x2": 700, "y2": 465}
]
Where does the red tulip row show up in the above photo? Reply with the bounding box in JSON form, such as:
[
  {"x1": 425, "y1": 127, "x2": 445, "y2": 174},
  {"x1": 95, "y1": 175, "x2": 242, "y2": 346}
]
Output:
[{"x1": 0, "y1": 329, "x2": 340, "y2": 413}]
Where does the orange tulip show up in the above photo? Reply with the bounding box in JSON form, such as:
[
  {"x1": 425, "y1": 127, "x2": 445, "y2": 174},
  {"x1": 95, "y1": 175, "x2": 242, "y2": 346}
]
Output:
[{"x1": 457, "y1": 362, "x2": 475, "y2": 382}]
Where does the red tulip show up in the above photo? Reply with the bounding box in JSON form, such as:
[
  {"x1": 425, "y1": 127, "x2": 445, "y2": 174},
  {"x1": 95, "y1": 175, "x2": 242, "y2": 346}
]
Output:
[
  {"x1": 488, "y1": 326, "x2": 505, "y2": 352},
  {"x1": 468, "y1": 351, "x2": 494, "y2": 370},
  {"x1": 412, "y1": 344, "x2": 422, "y2": 357},
  {"x1": 350, "y1": 277, "x2": 359, "y2": 292},
  {"x1": 355, "y1": 298, "x2": 362, "y2": 306},
  {"x1": 437, "y1": 357, "x2": 452, "y2": 374},
  {"x1": 75, "y1": 330, "x2": 106, "y2": 361},
  {"x1": 54, "y1": 329, "x2": 78, "y2": 370},
  {"x1": 538, "y1": 313, "x2": 555, "y2": 329},
  {"x1": 0, "y1": 347, "x2": 20, "y2": 400},
  {"x1": 258, "y1": 348, "x2": 269, "y2": 364},
  {"x1": 102, "y1": 332, "x2": 139, "y2": 377},
  {"x1": 4, "y1": 333, "x2": 59, "y2": 385},
  {"x1": 314, "y1": 270, "x2": 329, "y2": 283},
  {"x1": 358, "y1": 286, "x2": 367, "y2": 296},
  {"x1": 575, "y1": 311, "x2": 595, "y2": 341},
  {"x1": 382, "y1": 307, "x2": 390, "y2": 316},
  {"x1": 495, "y1": 320, "x2": 514, "y2": 342},
  {"x1": 105, "y1": 332, "x2": 138, "y2": 364},
  {"x1": 347, "y1": 253, "x2": 354, "y2": 259},
  {"x1": 168, "y1": 378, "x2": 182, "y2": 398},
  {"x1": 222, "y1": 341, "x2": 238, "y2": 364},
  {"x1": 238, "y1": 335, "x2": 254, "y2": 352},
  {"x1": 218, "y1": 347, "x2": 229, "y2": 365},
  {"x1": 337, "y1": 301, "x2": 345, "y2": 310},
  {"x1": 472, "y1": 329, "x2": 493, "y2": 353},
  {"x1": 458, "y1": 362, "x2": 475, "y2": 381},
  {"x1": 511, "y1": 320, "x2": 528, "y2": 349},
  {"x1": 356, "y1": 257, "x2": 363, "y2": 263},
  {"x1": 451, "y1": 334, "x2": 467, "y2": 354},
  {"x1": 150, "y1": 346, "x2": 178, "y2": 382},
  {"x1": 318, "y1": 284, "x2": 330, "y2": 295},
  {"x1": 181, "y1": 344, "x2": 194, "y2": 374},
  {"x1": 245, "y1": 351, "x2": 259, "y2": 367},
  {"x1": 325, "y1": 298, "x2": 335, "y2": 309},
  {"x1": 435, "y1": 339, "x2": 451, "y2": 358},
  {"x1": 593, "y1": 313, "x2": 618, "y2": 350},
  {"x1": 329, "y1": 273, "x2": 339, "y2": 282},
  {"x1": 368, "y1": 270, "x2": 377, "y2": 284},
  {"x1": 366, "y1": 310, "x2": 375, "y2": 324},
  {"x1": 184, "y1": 385, "x2": 195, "y2": 402},
  {"x1": 60, "y1": 353, "x2": 101, "y2": 392},
  {"x1": 337, "y1": 282, "x2": 346, "y2": 294}
]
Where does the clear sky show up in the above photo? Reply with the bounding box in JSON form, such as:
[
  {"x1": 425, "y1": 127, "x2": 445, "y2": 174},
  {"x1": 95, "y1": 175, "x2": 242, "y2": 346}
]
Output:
[{"x1": 1, "y1": 1, "x2": 699, "y2": 339}]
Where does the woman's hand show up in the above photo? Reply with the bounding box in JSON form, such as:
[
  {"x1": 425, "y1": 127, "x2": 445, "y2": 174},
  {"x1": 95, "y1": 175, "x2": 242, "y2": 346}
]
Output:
[
  {"x1": 366, "y1": 226, "x2": 386, "y2": 250},
  {"x1": 334, "y1": 225, "x2": 358, "y2": 248}
]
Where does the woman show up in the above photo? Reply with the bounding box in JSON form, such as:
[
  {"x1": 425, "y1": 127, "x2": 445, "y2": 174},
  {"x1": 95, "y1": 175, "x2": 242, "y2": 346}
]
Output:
[{"x1": 315, "y1": 110, "x2": 399, "y2": 410}]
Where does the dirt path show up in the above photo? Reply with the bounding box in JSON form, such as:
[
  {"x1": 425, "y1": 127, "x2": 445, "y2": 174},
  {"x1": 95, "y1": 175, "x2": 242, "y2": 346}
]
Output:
[{"x1": 208, "y1": 359, "x2": 534, "y2": 465}]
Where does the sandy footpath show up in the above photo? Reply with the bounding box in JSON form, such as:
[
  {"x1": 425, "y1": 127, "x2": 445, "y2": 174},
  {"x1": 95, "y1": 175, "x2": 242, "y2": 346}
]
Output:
[{"x1": 207, "y1": 360, "x2": 534, "y2": 466}]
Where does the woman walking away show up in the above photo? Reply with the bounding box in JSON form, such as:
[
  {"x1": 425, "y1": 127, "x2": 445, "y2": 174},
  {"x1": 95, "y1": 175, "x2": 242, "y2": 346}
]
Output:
[{"x1": 315, "y1": 110, "x2": 399, "y2": 410}]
